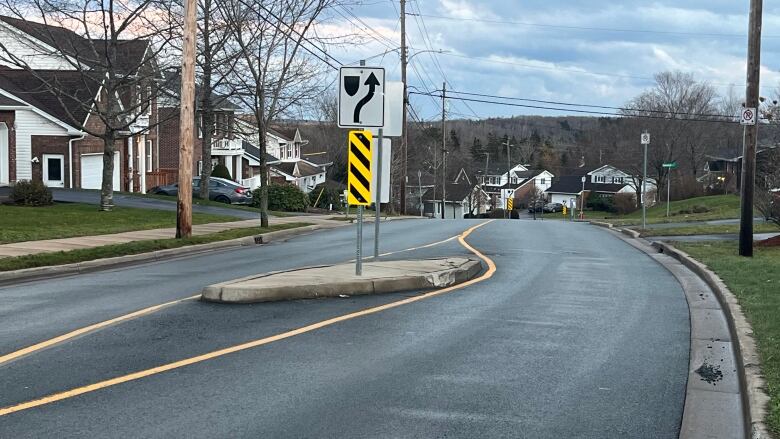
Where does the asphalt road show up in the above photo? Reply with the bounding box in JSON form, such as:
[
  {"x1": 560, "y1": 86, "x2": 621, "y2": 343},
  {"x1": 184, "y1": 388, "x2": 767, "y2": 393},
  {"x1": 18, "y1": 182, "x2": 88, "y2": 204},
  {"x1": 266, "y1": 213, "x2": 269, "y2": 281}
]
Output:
[{"x1": 0, "y1": 219, "x2": 690, "y2": 438}]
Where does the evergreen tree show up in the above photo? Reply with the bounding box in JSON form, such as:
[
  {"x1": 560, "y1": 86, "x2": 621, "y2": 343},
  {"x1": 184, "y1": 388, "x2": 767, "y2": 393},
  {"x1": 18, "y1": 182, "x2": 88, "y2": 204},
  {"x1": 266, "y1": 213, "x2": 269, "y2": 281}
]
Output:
[
  {"x1": 449, "y1": 129, "x2": 461, "y2": 151},
  {"x1": 470, "y1": 137, "x2": 484, "y2": 161}
]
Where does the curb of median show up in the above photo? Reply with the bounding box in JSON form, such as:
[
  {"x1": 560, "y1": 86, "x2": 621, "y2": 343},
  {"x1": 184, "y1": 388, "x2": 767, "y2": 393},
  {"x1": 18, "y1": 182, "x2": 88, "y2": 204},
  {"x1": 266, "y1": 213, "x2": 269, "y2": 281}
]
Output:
[
  {"x1": 597, "y1": 223, "x2": 769, "y2": 439},
  {"x1": 202, "y1": 258, "x2": 483, "y2": 303},
  {"x1": 652, "y1": 240, "x2": 771, "y2": 439},
  {"x1": 0, "y1": 224, "x2": 330, "y2": 286}
]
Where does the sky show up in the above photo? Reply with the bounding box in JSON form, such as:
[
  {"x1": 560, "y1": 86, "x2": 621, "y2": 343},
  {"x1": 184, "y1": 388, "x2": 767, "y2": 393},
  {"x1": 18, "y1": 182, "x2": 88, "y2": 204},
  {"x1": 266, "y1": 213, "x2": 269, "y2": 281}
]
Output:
[{"x1": 318, "y1": 0, "x2": 780, "y2": 121}]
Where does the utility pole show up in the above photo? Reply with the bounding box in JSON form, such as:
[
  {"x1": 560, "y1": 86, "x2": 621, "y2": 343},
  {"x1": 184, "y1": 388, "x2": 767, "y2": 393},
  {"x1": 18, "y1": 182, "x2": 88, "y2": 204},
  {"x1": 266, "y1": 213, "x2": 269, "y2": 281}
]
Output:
[
  {"x1": 504, "y1": 138, "x2": 513, "y2": 219},
  {"x1": 441, "y1": 82, "x2": 446, "y2": 219},
  {"x1": 400, "y1": 0, "x2": 408, "y2": 215},
  {"x1": 740, "y1": 0, "x2": 763, "y2": 257},
  {"x1": 176, "y1": 0, "x2": 196, "y2": 239}
]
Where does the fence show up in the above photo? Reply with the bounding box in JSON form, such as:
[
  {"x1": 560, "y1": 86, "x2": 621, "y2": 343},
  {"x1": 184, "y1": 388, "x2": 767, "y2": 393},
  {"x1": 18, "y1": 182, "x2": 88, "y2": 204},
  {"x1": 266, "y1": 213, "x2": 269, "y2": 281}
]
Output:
[{"x1": 146, "y1": 168, "x2": 178, "y2": 189}]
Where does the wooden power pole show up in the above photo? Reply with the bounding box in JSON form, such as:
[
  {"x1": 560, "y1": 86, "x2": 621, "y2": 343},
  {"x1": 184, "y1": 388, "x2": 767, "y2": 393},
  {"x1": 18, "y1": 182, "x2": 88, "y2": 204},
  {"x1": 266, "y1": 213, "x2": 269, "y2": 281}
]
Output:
[
  {"x1": 400, "y1": 0, "x2": 408, "y2": 215},
  {"x1": 176, "y1": 0, "x2": 197, "y2": 239},
  {"x1": 441, "y1": 82, "x2": 446, "y2": 219},
  {"x1": 740, "y1": 0, "x2": 763, "y2": 257}
]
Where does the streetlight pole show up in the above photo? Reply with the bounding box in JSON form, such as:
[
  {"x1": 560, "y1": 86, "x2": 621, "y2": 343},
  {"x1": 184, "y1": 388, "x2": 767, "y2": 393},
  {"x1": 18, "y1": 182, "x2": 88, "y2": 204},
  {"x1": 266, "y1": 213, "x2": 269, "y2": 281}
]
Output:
[{"x1": 641, "y1": 130, "x2": 649, "y2": 230}]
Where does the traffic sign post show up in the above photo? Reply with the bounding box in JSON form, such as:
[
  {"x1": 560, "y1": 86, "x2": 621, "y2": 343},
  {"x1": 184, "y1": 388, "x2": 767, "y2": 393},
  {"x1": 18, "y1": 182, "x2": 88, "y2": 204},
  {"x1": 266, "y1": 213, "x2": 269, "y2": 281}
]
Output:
[
  {"x1": 663, "y1": 162, "x2": 678, "y2": 217},
  {"x1": 641, "y1": 131, "x2": 650, "y2": 229},
  {"x1": 347, "y1": 130, "x2": 373, "y2": 275}
]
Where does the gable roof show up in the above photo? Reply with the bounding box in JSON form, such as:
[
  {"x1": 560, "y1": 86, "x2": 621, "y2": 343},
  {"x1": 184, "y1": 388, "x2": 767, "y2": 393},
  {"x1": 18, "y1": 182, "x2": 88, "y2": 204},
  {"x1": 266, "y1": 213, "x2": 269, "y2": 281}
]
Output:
[
  {"x1": 423, "y1": 183, "x2": 477, "y2": 203},
  {"x1": 0, "y1": 94, "x2": 23, "y2": 106},
  {"x1": 546, "y1": 176, "x2": 629, "y2": 194},
  {"x1": 0, "y1": 16, "x2": 150, "y2": 75},
  {"x1": 0, "y1": 67, "x2": 98, "y2": 128},
  {"x1": 242, "y1": 141, "x2": 280, "y2": 164}
]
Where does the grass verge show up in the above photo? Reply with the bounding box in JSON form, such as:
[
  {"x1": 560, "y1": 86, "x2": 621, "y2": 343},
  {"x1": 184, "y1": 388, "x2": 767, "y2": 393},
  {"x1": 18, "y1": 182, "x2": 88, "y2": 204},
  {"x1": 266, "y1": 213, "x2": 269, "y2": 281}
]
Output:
[
  {"x1": 0, "y1": 222, "x2": 312, "y2": 272},
  {"x1": 586, "y1": 195, "x2": 748, "y2": 226},
  {"x1": 675, "y1": 241, "x2": 780, "y2": 435},
  {"x1": 641, "y1": 222, "x2": 780, "y2": 237},
  {"x1": 0, "y1": 203, "x2": 238, "y2": 244}
]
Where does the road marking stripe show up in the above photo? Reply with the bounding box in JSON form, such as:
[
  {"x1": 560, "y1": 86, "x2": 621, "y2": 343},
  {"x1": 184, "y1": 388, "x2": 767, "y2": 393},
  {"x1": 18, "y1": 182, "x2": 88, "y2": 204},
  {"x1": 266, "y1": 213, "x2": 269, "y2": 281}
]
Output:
[
  {"x1": 0, "y1": 227, "x2": 463, "y2": 368},
  {"x1": 0, "y1": 220, "x2": 496, "y2": 417},
  {"x1": 0, "y1": 295, "x2": 200, "y2": 367}
]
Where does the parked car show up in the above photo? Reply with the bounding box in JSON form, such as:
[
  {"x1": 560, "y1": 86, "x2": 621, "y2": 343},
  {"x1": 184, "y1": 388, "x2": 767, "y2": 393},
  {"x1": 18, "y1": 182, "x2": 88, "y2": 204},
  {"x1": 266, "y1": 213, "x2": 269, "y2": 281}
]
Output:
[
  {"x1": 528, "y1": 200, "x2": 545, "y2": 213},
  {"x1": 150, "y1": 177, "x2": 252, "y2": 205},
  {"x1": 544, "y1": 202, "x2": 564, "y2": 213}
]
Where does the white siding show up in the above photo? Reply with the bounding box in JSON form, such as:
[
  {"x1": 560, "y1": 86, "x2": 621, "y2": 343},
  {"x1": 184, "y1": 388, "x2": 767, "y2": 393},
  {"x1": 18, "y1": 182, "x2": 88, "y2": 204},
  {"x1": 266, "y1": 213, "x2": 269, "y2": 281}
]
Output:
[
  {"x1": 14, "y1": 109, "x2": 69, "y2": 181},
  {"x1": 0, "y1": 25, "x2": 75, "y2": 70}
]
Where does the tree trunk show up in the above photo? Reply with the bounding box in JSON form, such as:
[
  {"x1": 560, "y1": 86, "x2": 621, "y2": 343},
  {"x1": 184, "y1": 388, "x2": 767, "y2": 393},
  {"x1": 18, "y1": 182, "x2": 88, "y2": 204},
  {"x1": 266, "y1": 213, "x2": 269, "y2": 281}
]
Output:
[
  {"x1": 258, "y1": 121, "x2": 269, "y2": 228},
  {"x1": 199, "y1": 0, "x2": 213, "y2": 200},
  {"x1": 100, "y1": 131, "x2": 116, "y2": 211}
]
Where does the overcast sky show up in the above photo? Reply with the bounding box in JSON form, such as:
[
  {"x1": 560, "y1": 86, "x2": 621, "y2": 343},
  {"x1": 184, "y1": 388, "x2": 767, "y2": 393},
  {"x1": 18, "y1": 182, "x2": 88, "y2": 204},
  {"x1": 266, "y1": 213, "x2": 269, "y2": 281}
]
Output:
[{"x1": 319, "y1": 0, "x2": 780, "y2": 121}]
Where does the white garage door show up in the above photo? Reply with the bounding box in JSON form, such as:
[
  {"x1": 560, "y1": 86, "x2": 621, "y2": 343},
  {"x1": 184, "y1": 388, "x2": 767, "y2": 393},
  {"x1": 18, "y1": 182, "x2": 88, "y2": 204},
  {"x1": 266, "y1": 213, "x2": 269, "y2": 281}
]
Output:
[{"x1": 81, "y1": 153, "x2": 120, "y2": 190}]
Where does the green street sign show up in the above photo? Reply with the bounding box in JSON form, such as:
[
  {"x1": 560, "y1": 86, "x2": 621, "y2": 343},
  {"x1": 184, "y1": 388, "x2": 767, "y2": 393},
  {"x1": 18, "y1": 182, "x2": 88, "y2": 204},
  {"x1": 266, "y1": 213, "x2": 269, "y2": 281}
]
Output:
[{"x1": 662, "y1": 162, "x2": 678, "y2": 169}]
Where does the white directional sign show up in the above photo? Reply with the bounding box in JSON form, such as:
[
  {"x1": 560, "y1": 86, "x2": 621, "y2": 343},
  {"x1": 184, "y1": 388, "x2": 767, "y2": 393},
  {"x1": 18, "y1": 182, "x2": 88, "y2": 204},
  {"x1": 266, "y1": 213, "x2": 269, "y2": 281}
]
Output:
[
  {"x1": 641, "y1": 132, "x2": 650, "y2": 145},
  {"x1": 371, "y1": 139, "x2": 391, "y2": 203},
  {"x1": 338, "y1": 67, "x2": 385, "y2": 128},
  {"x1": 741, "y1": 107, "x2": 757, "y2": 126}
]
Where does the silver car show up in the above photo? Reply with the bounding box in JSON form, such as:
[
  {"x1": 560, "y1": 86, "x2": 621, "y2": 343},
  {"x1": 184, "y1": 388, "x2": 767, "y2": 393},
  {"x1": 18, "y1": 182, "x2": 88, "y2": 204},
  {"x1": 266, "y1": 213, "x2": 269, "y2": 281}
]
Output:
[{"x1": 151, "y1": 177, "x2": 253, "y2": 205}]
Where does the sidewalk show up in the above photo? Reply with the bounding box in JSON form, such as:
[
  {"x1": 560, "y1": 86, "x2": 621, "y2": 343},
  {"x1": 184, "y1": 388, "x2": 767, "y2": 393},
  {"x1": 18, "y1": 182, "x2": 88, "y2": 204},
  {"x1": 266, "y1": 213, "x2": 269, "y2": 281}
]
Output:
[{"x1": 0, "y1": 215, "x2": 340, "y2": 259}]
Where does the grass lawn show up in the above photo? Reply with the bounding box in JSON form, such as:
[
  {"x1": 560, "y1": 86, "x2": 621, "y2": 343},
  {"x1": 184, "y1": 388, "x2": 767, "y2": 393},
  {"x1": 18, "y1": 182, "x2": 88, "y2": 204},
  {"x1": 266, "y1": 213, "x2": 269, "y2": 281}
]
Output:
[
  {"x1": 642, "y1": 222, "x2": 780, "y2": 237},
  {"x1": 587, "y1": 195, "x2": 746, "y2": 226},
  {"x1": 0, "y1": 222, "x2": 312, "y2": 272},
  {"x1": 675, "y1": 241, "x2": 780, "y2": 436},
  {"x1": 0, "y1": 203, "x2": 238, "y2": 244}
]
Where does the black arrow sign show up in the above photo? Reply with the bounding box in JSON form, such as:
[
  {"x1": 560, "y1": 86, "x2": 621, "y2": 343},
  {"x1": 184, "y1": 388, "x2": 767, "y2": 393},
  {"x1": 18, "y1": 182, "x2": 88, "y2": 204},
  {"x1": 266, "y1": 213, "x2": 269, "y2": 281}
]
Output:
[{"x1": 353, "y1": 72, "x2": 380, "y2": 124}]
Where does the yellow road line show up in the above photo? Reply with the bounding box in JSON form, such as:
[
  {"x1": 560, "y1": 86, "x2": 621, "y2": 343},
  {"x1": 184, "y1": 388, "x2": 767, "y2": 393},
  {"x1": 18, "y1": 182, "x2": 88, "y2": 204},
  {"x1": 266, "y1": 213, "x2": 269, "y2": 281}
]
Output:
[
  {"x1": 0, "y1": 295, "x2": 200, "y2": 367},
  {"x1": 0, "y1": 220, "x2": 496, "y2": 417},
  {"x1": 0, "y1": 229, "x2": 465, "y2": 368}
]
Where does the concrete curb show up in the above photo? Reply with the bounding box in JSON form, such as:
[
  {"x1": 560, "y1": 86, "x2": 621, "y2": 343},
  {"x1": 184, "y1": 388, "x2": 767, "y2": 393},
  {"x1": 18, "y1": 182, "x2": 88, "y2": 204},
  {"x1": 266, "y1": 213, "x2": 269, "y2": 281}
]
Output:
[
  {"x1": 597, "y1": 223, "x2": 769, "y2": 439},
  {"x1": 653, "y1": 241, "x2": 771, "y2": 439},
  {"x1": 201, "y1": 258, "x2": 483, "y2": 303},
  {"x1": 0, "y1": 224, "x2": 331, "y2": 286}
]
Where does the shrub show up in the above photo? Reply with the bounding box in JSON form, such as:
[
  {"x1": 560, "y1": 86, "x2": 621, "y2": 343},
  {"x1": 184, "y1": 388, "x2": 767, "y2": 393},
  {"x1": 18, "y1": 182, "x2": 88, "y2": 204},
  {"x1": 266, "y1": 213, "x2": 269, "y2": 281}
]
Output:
[
  {"x1": 211, "y1": 164, "x2": 232, "y2": 180},
  {"x1": 586, "y1": 195, "x2": 615, "y2": 213},
  {"x1": 613, "y1": 193, "x2": 637, "y2": 215},
  {"x1": 253, "y1": 183, "x2": 308, "y2": 212},
  {"x1": 308, "y1": 184, "x2": 343, "y2": 209},
  {"x1": 11, "y1": 180, "x2": 53, "y2": 206},
  {"x1": 489, "y1": 208, "x2": 506, "y2": 219}
]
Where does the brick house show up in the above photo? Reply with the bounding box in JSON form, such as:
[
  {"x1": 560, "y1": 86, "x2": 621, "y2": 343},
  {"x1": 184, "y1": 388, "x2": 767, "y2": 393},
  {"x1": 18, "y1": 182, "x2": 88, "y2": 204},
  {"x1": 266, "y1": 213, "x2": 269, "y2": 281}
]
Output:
[{"x1": 0, "y1": 15, "x2": 159, "y2": 193}]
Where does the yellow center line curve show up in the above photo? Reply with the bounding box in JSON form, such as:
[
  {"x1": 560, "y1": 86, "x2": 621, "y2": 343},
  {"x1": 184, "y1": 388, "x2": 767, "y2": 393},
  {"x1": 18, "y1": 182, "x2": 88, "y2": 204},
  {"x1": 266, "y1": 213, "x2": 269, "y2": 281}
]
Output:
[
  {"x1": 0, "y1": 295, "x2": 201, "y2": 367},
  {"x1": 0, "y1": 220, "x2": 496, "y2": 417},
  {"x1": 1, "y1": 229, "x2": 464, "y2": 366}
]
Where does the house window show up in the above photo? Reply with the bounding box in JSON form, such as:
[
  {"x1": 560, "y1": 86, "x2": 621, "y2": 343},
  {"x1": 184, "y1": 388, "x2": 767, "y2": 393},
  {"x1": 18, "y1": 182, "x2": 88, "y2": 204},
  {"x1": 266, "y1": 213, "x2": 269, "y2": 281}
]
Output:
[
  {"x1": 595, "y1": 176, "x2": 606, "y2": 183},
  {"x1": 197, "y1": 160, "x2": 203, "y2": 175},
  {"x1": 540, "y1": 178, "x2": 546, "y2": 185},
  {"x1": 146, "y1": 86, "x2": 152, "y2": 115},
  {"x1": 197, "y1": 114, "x2": 203, "y2": 139},
  {"x1": 146, "y1": 140, "x2": 153, "y2": 171}
]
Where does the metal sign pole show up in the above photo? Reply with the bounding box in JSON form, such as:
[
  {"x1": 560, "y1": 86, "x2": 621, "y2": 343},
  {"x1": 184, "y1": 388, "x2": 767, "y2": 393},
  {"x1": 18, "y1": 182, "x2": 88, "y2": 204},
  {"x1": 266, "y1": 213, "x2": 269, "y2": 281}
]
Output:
[
  {"x1": 667, "y1": 170, "x2": 671, "y2": 218},
  {"x1": 356, "y1": 205, "x2": 363, "y2": 275},
  {"x1": 374, "y1": 129, "x2": 383, "y2": 259}
]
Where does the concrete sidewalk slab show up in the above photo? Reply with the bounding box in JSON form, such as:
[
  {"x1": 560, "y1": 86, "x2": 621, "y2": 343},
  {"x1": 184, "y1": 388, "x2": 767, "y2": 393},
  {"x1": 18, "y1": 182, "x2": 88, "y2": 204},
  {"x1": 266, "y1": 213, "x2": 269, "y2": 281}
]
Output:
[{"x1": 202, "y1": 257, "x2": 482, "y2": 303}]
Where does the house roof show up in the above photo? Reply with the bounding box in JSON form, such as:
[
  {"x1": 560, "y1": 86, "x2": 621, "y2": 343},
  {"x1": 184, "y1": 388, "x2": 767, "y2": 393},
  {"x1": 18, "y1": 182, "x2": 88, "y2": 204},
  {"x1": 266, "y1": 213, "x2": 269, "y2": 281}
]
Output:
[
  {"x1": 546, "y1": 176, "x2": 628, "y2": 194},
  {"x1": 158, "y1": 72, "x2": 240, "y2": 110},
  {"x1": 268, "y1": 126, "x2": 298, "y2": 142},
  {"x1": 0, "y1": 94, "x2": 22, "y2": 106},
  {"x1": 294, "y1": 160, "x2": 324, "y2": 177},
  {"x1": 513, "y1": 169, "x2": 547, "y2": 179},
  {"x1": 423, "y1": 183, "x2": 475, "y2": 203},
  {"x1": 242, "y1": 141, "x2": 280, "y2": 164},
  {"x1": 0, "y1": 67, "x2": 99, "y2": 127},
  {"x1": 0, "y1": 16, "x2": 150, "y2": 75}
]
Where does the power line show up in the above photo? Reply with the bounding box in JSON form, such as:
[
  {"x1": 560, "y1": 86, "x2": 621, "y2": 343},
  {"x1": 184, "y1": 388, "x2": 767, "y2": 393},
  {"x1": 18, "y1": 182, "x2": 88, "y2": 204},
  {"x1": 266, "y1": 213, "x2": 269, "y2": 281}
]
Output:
[
  {"x1": 410, "y1": 91, "x2": 741, "y2": 124},
  {"x1": 408, "y1": 12, "x2": 780, "y2": 40},
  {"x1": 446, "y1": 89, "x2": 738, "y2": 119}
]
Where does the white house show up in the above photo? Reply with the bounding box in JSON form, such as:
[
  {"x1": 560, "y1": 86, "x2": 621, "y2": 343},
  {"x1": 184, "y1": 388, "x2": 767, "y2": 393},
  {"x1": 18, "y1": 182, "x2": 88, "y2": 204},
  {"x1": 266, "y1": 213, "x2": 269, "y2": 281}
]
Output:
[{"x1": 545, "y1": 165, "x2": 649, "y2": 208}]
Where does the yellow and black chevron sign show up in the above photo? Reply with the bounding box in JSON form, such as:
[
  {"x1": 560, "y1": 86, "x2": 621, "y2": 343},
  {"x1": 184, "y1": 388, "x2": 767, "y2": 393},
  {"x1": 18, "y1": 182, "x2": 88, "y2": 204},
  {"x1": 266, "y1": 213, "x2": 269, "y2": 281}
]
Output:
[{"x1": 347, "y1": 130, "x2": 373, "y2": 206}]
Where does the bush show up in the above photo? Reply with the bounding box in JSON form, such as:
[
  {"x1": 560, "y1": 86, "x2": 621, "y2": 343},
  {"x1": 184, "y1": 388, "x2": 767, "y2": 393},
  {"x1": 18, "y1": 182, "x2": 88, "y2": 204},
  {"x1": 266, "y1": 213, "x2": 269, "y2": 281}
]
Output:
[
  {"x1": 11, "y1": 180, "x2": 53, "y2": 206},
  {"x1": 253, "y1": 183, "x2": 308, "y2": 212},
  {"x1": 613, "y1": 193, "x2": 637, "y2": 215},
  {"x1": 308, "y1": 184, "x2": 343, "y2": 209},
  {"x1": 586, "y1": 195, "x2": 615, "y2": 213},
  {"x1": 211, "y1": 164, "x2": 231, "y2": 180},
  {"x1": 489, "y1": 208, "x2": 506, "y2": 219}
]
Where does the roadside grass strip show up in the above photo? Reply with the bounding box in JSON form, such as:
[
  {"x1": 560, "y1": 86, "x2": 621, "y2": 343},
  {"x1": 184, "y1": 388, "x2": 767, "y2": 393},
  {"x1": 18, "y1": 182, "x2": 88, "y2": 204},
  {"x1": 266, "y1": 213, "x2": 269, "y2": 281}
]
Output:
[
  {"x1": 676, "y1": 241, "x2": 780, "y2": 436},
  {"x1": 0, "y1": 221, "x2": 496, "y2": 417},
  {"x1": 0, "y1": 203, "x2": 238, "y2": 244},
  {"x1": 0, "y1": 223, "x2": 312, "y2": 272},
  {"x1": 640, "y1": 223, "x2": 779, "y2": 237}
]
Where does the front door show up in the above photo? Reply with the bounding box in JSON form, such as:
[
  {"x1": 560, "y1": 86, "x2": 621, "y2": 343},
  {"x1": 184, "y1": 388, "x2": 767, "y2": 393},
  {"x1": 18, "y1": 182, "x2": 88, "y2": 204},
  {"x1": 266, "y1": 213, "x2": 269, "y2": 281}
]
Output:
[{"x1": 42, "y1": 154, "x2": 65, "y2": 188}]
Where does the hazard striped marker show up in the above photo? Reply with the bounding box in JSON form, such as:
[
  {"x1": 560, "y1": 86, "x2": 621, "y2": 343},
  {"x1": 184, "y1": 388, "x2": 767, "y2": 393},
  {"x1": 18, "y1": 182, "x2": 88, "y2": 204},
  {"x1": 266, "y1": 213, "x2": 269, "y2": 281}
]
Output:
[{"x1": 347, "y1": 130, "x2": 373, "y2": 206}]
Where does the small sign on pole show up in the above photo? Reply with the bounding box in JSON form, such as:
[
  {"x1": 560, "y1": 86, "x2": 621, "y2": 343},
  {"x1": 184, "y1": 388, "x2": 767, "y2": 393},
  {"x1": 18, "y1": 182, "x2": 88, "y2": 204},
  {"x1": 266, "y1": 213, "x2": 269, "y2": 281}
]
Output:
[
  {"x1": 641, "y1": 132, "x2": 650, "y2": 145},
  {"x1": 741, "y1": 107, "x2": 757, "y2": 126},
  {"x1": 662, "y1": 162, "x2": 678, "y2": 169}
]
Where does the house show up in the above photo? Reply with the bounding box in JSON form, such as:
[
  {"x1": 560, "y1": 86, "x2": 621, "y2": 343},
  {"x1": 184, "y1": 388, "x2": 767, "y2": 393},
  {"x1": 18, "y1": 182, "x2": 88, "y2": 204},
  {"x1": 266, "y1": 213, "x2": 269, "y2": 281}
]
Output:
[
  {"x1": 702, "y1": 147, "x2": 778, "y2": 193},
  {"x1": 0, "y1": 16, "x2": 158, "y2": 193},
  {"x1": 237, "y1": 122, "x2": 329, "y2": 193},
  {"x1": 545, "y1": 164, "x2": 645, "y2": 208},
  {"x1": 423, "y1": 182, "x2": 489, "y2": 219}
]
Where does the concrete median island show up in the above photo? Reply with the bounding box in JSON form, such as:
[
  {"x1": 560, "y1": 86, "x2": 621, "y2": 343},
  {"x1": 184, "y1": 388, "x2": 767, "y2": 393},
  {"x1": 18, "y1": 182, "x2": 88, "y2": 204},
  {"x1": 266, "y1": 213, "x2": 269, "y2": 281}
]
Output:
[{"x1": 201, "y1": 257, "x2": 483, "y2": 303}]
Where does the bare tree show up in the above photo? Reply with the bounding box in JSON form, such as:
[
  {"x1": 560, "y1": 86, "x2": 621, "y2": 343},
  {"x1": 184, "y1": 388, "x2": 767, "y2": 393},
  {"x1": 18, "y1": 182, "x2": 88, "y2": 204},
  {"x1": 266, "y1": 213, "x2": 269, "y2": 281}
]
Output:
[
  {"x1": 756, "y1": 148, "x2": 780, "y2": 227},
  {"x1": 220, "y1": 0, "x2": 334, "y2": 226},
  {"x1": 0, "y1": 0, "x2": 176, "y2": 210}
]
